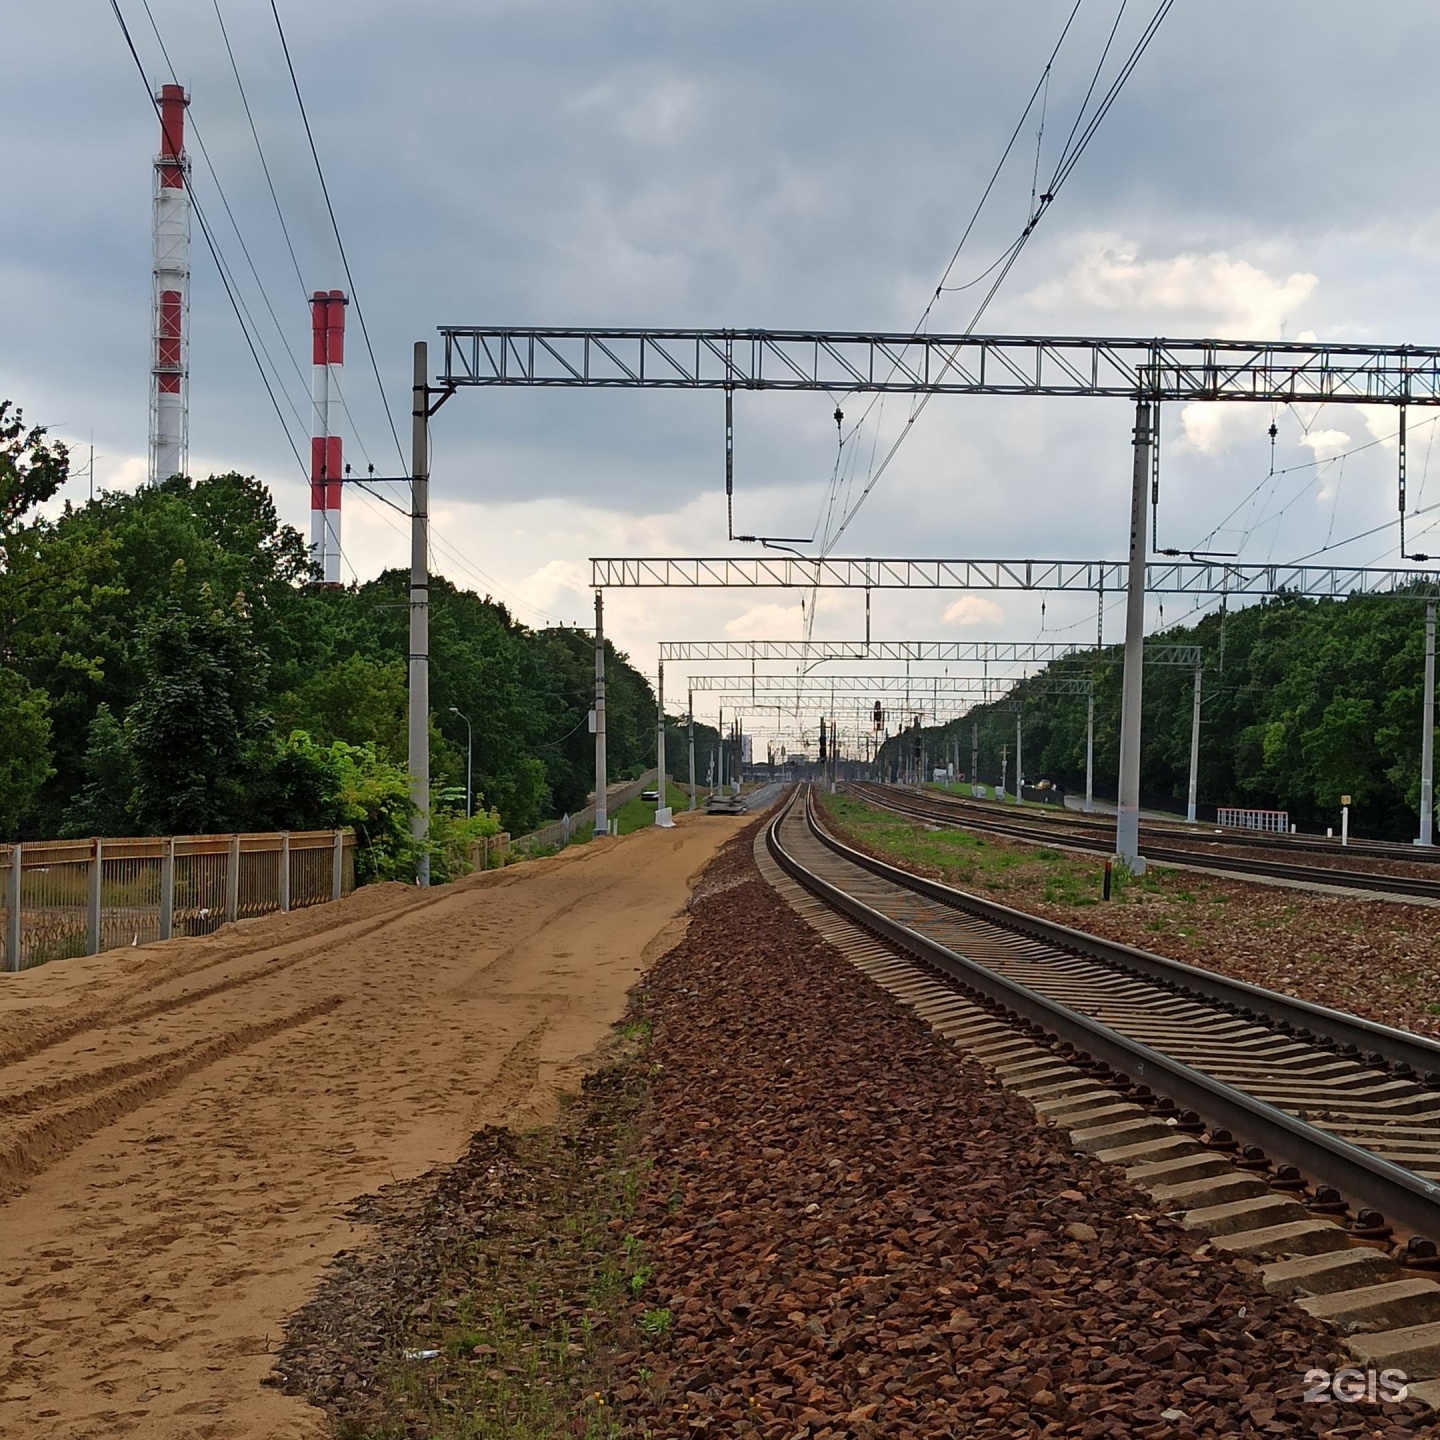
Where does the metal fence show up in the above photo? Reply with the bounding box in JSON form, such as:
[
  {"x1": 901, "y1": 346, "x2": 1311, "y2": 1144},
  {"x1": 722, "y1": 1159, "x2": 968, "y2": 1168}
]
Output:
[
  {"x1": 513, "y1": 770, "x2": 661, "y2": 852},
  {"x1": 1, "y1": 829, "x2": 356, "y2": 973},
  {"x1": 1216, "y1": 807, "x2": 1291, "y2": 834}
]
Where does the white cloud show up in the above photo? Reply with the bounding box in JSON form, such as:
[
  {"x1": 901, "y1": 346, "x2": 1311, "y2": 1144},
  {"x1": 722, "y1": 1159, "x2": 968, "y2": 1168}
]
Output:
[
  {"x1": 1299, "y1": 427, "x2": 1351, "y2": 460},
  {"x1": 942, "y1": 595, "x2": 1004, "y2": 628},
  {"x1": 519, "y1": 558, "x2": 588, "y2": 610},
  {"x1": 723, "y1": 601, "x2": 806, "y2": 639},
  {"x1": 1177, "y1": 403, "x2": 1257, "y2": 457},
  {"x1": 1023, "y1": 236, "x2": 1318, "y2": 338}
]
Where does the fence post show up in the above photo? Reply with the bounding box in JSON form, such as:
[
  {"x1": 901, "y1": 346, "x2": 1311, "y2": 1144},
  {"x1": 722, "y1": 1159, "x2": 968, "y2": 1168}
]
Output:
[
  {"x1": 5, "y1": 842, "x2": 20, "y2": 972},
  {"x1": 159, "y1": 836, "x2": 175, "y2": 940},
  {"x1": 87, "y1": 837, "x2": 103, "y2": 956},
  {"x1": 279, "y1": 832, "x2": 291, "y2": 913},
  {"x1": 226, "y1": 835, "x2": 240, "y2": 923},
  {"x1": 331, "y1": 830, "x2": 343, "y2": 901}
]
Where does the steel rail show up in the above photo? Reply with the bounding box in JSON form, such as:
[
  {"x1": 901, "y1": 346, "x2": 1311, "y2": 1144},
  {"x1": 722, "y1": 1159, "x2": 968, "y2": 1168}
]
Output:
[
  {"x1": 766, "y1": 789, "x2": 1440, "y2": 1238},
  {"x1": 911, "y1": 792, "x2": 1440, "y2": 866},
  {"x1": 854, "y1": 784, "x2": 1440, "y2": 901}
]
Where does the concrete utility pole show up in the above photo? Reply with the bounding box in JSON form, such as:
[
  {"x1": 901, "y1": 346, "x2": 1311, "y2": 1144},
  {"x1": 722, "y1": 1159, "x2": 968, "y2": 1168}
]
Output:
[
  {"x1": 1423, "y1": 599, "x2": 1437, "y2": 846},
  {"x1": 654, "y1": 660, "x2": 672, "y2": 825},
  {"x1": 1186, "y1": 665, "x2": 1203, "y2": 825},
  {"x1": 1015, "y1": 710, "x2": 1023, "y2": 799},
  {"x1": 593, "y1": 589, "x2": 607, "y2": 838},
  {"x1": 688, "y1": 689, "x2": 697, "y2": 811},
  {"x1": 971, "y1": 720, "x2": 979, "y2": 792},
  {"x1": 1115, "y1": 398, "x2": 1153, "y2": 872},
  {"x1": 409, "y1": 342, "x2": 431, "y2": 885},
  {"x1": 1085, "y1": 692, "x2": 1095, "y2": 813}
]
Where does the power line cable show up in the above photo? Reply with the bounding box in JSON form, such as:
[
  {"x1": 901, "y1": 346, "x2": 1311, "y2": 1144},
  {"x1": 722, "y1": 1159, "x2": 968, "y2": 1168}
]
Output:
[
  {"x1": 826, "y1": 0, "x2": 1175, "y2": 551},
  {"x1": 268, "y1": 0, "x2": 406, "y2": 471},
  {"x1": 136, "y1": 0, "x2": 311, "y2": 444},
  {"x1": 107, "y1": 0, "x2": 307, "y2": 479},
  {"x1": 210, "y1": 0, "x2": 307, "y2": 299}
]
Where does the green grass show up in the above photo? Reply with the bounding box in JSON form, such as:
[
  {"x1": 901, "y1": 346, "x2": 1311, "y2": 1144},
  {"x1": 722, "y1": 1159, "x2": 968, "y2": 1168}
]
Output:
[
  {"x1": 924, "y1": 782, "x2": 1064, "y2": 810},
  {"x1": 821, "y1": 791, "x2": 1178, "y2": 910},
  {"x1": 609, "y1": 780, "x2": 695, "y2": 836}
]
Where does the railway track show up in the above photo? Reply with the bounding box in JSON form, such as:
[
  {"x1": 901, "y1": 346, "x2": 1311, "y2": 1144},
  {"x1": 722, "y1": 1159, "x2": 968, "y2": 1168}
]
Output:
[
  {"x1": 766, "y1": 786, "x2": 1440, "y2": 1245},
  {"x1": 905, "y1": 787, "x2": 1440, "y2": 866},
  {"x1": 847, "y1": 781, "x2": 1440, "y2": 901}
]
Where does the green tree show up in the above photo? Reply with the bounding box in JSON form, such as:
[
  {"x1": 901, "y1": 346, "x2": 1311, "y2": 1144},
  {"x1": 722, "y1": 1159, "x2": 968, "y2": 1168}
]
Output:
[
  {"x1": 0, "y1": 401, "x2": 68, "y2": 537},
  {"x1": 0, "y1": 668, "x2": 52, "y2": 834},
  {"x1": 126, "y1": 571, "x2": 272, "y2": 834},
  {"x1": 278, "y1": 654, "x2": 408, "y2": 759}
]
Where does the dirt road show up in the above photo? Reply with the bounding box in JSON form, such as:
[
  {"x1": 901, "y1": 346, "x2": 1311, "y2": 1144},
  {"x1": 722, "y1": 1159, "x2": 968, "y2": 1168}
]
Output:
[{"x1": 0, "y1": 811, "x2": 748, "y2": 1439}]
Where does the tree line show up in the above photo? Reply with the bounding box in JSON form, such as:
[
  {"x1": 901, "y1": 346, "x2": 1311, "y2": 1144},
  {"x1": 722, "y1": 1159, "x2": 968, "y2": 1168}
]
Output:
[
  {"x1": 883, "y1": 591, "x2": 1438, "y2": 838},
  {"x1": 0, "y1": 403, "x2": 714, "y2": 877}
]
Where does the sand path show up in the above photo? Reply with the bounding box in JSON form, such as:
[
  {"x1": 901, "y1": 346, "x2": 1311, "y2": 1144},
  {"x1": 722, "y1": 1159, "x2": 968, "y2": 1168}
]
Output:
[{"x1": 0, "y1": 812, "x2": 746, "y2": 1439}]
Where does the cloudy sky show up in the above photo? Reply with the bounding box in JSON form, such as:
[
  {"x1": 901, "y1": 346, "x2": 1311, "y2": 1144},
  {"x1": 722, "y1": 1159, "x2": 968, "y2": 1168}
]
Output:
[{"x1": 6, "y1": 2, "x2": 1440, "y2": 745}]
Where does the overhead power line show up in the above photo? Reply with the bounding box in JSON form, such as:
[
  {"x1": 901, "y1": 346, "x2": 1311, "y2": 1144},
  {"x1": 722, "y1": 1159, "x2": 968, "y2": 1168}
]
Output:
[
  {"x1": 824, "y1": 0, "x2": 1176, "y2": 553},
  {"x1": 107, "y1": 0, "x2": 308, "y2": 479},
  {"x1": 268, "y1": 0, "x2": 406, "y2": 471},
  {"x1": 211, "y1": 0, "x2": 307, "y2": 301}
]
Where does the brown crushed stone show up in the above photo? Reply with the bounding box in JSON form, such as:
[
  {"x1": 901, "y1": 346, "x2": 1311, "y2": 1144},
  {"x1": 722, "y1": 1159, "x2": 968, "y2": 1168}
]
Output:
[
  {"x1": 265, "y1": 812, "x2": 1436, "y2": 1438},
  {"x1": 613, "y1": 822, "x2": 1433, "y2": 1438}
]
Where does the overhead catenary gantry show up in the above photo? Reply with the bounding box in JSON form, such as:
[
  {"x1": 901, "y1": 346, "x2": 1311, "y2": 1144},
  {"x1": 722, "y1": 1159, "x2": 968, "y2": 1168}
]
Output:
[
  {"x1": 658, "y1": 638, "x2": 1203, "y2": 665},
  {"x1": 689, "y1": 674, "x2": 1094, "y2": 694},
  {"x1": 598, "y1": 557, "x2": 1440, "y2": 597},
  {"x1": 439, "y1": 329, "x2": 1440, "y2": 403},
  {"x1": 408, "y1": 326, "x2": 1440, "y2": 878}
]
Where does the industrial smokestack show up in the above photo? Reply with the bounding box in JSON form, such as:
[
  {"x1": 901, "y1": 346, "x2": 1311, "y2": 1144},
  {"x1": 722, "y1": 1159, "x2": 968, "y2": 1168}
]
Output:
[
  {"x1": 309, "y1": 288, "x2": 347, "y2": 582},
  {"x1": 150, "y1": 83, "x2": 190, "y2": 486}
]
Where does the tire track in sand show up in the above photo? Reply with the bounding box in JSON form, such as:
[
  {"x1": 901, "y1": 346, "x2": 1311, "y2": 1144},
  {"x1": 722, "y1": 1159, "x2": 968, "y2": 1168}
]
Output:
[{"x1": 0, "y1": 995, "x2": 343, "y2": 1200}]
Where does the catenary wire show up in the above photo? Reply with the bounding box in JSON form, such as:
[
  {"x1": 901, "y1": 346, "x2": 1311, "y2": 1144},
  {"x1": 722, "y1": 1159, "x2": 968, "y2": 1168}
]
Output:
[{"x1": 825, "y1": 0, "x2": 1175, "y2": 552}]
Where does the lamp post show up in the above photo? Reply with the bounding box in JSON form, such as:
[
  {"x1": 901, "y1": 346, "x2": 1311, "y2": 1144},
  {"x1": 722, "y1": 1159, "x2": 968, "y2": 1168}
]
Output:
[{"x1": 448, "y1": 706, "x2": 473, "y2": 818}]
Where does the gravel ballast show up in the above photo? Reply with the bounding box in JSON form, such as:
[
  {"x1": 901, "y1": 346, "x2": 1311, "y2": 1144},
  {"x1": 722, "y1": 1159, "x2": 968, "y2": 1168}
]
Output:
[
  {"x1": 614, "y1": 821, "x2": 1431, "y2": 1438},
  {"x1": 269, "y1": 814, "x2": 1434, "y2": 1437}
]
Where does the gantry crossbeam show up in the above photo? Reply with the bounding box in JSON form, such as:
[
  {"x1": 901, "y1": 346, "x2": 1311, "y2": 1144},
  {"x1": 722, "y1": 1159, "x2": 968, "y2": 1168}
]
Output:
[
  {"x1": 440, "y1": 328, "x2": 1440, "y2": 404},
  {"x1": 662, "y1": 639, "x2": 1201, "y2": 666},
  {"x1": 696, "y1": 675, "x2": 1094, "y2": 696},
  {"x1": 596, "y1": 557, "x2": 1440, "y2": 597}
]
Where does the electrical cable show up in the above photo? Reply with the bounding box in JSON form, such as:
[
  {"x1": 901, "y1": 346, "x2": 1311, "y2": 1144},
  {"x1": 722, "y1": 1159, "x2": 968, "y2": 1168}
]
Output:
[
  {"x1": 825, "y1": 0, "x2": 1175, "y2": 551},
  {"x1": 210, "y1": 0, "x2": 306, "y2": 299},
  {"x1": 108, "y1": 0, "x2": 308, "y2": 479},
  {"x1": 269, "y1": 0, "x2": 406, "y2": 471},
  {"x1": 136, "y1": 0, "x2": 312, "y2": 447}
]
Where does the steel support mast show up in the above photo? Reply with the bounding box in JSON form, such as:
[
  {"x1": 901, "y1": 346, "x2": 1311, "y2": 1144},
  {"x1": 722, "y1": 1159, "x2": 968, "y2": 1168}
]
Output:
[
  {"x1": 1423, "y1": 600, "x2": 1437, "y2": 847},
  {"x1": 1115, "y1": 401, "x2": 1152, "y2": 871},
  {"x1": 409, "y1": 344, "x2": 431, "y2": 884}
]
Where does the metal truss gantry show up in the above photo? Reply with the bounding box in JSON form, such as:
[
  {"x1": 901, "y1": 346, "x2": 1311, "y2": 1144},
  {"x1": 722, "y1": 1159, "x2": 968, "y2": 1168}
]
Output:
[
  {"x1": 690, "y1": 674, "x2": 1095, "y2": 696},
  {"x1": 441, "y1": 329, "x2": 1440, "y2": 404},
  {"x1": 660, "y1": 638, "x2": 1202, "y2": 666},
  {"x1": 418, "y1": 325, "x2": 1440, "y2": 871},
  {"x1": 600, "y1": 557, "x2": 1440, "y2": 597}
]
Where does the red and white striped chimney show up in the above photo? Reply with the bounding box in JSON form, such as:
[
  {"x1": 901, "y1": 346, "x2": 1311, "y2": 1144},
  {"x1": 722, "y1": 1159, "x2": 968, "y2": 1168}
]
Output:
[
  {"x1": 150, "y1": 83, "x2": 190, "y2": 485},
  {"x1": 309, "y1": 289, "x2": 347, "y2": 583}
]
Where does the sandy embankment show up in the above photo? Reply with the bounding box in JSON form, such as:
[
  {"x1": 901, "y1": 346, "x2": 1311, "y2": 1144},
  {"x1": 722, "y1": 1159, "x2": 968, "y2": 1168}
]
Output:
[{"x1": 0, "y1": 811, "x2": 746, "y2": 1440}]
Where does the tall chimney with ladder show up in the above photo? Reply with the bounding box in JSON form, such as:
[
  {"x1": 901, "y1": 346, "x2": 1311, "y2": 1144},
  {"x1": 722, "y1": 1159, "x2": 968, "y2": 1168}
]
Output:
[{"x1": 150, "y1": 83, "x2": 190, "y2": 485}]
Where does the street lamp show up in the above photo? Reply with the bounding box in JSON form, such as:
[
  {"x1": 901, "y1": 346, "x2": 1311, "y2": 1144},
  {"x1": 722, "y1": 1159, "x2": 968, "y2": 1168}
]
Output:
[{"x1": 448, "y1": 706, "x2": 473, "y2": 818}]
